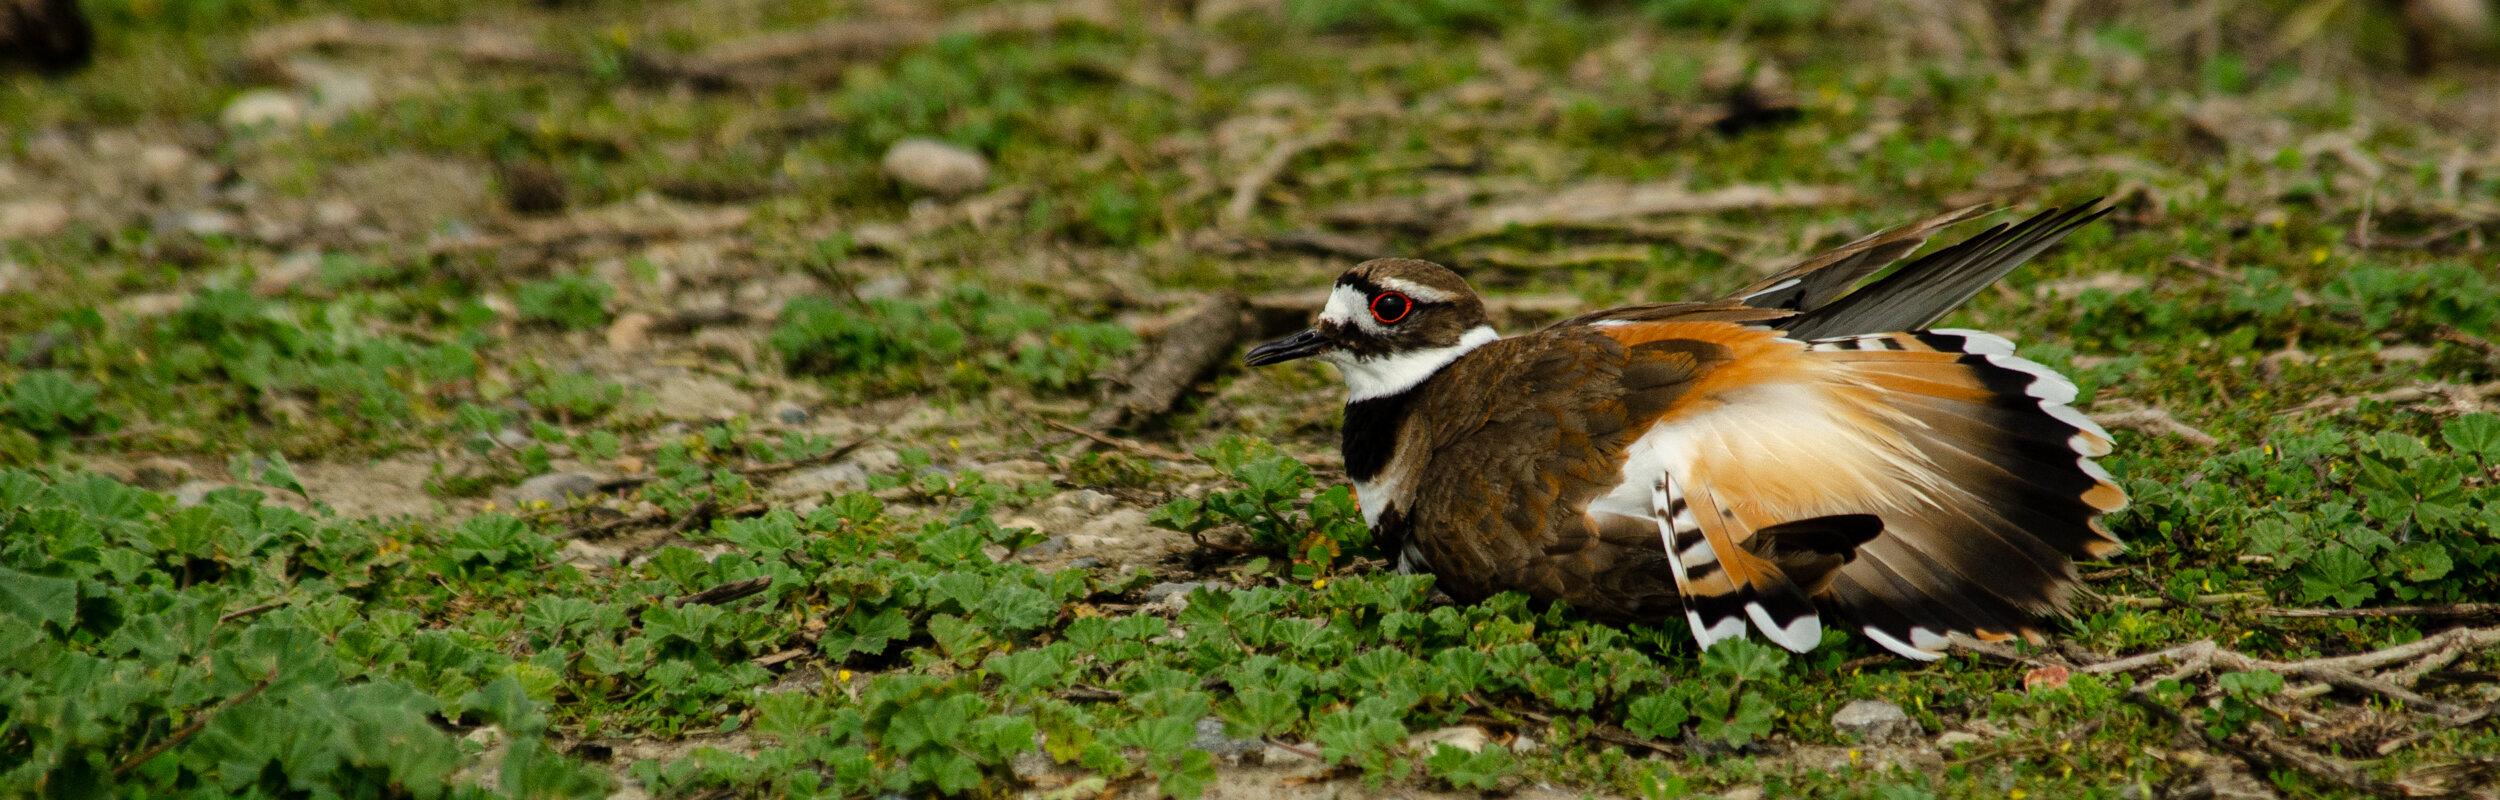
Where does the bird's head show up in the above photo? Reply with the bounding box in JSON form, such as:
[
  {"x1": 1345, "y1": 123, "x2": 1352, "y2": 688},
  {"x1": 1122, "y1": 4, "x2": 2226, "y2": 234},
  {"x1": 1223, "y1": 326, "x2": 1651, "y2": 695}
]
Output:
[{"x1": 1244, "y1": 258, "x2": 1499, "y2": 400}]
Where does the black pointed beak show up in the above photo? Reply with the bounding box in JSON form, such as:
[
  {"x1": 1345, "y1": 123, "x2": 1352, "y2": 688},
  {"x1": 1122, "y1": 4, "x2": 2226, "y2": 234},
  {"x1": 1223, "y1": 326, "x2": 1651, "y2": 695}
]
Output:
[{"x1": 1244, "y1": 328, "x2": 1331, "y2": 366}]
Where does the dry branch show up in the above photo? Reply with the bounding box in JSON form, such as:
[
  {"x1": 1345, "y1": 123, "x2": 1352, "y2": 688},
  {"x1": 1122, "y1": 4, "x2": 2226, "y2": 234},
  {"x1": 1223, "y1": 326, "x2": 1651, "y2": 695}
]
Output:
[
  {"x1": 1085, "y1": 292, "x2": 1246, "y2": 432},
  {"x1": 2437, "y1": 325, "x2": 2500, "y2": 360},
  {"x1": 696, "y1": 0, "x2": 1117, "y2": 76},
  {"x1": 2104, "y1": 592, "x2": 2263, "y2": 609},
  {"x1": 241, "y1": 17, "x2": 727, "y2": 88},
  {"x1": 1046, "y1": 419, "x2": 1194, "y2": 462},
  {"x1": 1450, "y1": 182, "x2": 1853, "y2": 239},
  {"x1": 672, "y1": 576, "x2": 773, "y2": 608},
  {"x1": 218, "y1": 600, "x2": 287, "y2": 623},
  {"x1": 432, "y1": 203, "x2": 753, "y2": 259},
  {"x1": 2083, "y1": 631, "x2": 2500, "y2": 719},
  {"x1": 2296, "y1": 381, "x2": 2500, "y2": 415},
  {"x1": 1198, "y1": 230, "x2": 1395, "y2": 261},
  {"x1": 1225, "y1": 125, "x2": 1343, "y2": 225},
  {"x1": 565, "y1": 500, "x2": 769, "y2": 542},
  {"x1": 242, "y1": 1, "x2": 1118, "y2": 89},
  {"x1": 2257, "y1": 603, "x2": 2500, "y2": 622},
  {"x1": 114, "y1": 668, "x2": 280, "y2": 778},
  {"x1": 2089, "y1": 407, "x2": 2220, "y2": 446},
  {"x1": 586, "y1": 433, "x2": 875, "y2": 497}
]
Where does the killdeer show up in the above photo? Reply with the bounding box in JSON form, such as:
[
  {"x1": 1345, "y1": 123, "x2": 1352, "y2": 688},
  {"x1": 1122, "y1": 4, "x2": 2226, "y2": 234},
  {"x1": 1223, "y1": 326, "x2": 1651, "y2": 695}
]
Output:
[{"x1": 1244, "y1": 203, "x2": 2124, "y2": 660}]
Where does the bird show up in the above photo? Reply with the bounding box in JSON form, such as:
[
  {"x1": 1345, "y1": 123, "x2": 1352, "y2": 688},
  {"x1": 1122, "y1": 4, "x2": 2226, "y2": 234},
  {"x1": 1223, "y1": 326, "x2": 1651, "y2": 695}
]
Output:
[{"x1": 1243, "y1": 202, "x2": 2125, "y2": 660}]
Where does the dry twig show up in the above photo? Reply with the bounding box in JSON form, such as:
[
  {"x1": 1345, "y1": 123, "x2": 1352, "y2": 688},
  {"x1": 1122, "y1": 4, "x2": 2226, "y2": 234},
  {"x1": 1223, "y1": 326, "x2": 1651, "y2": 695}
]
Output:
[
  {"x1": 2437, "y1": 325, "x2": 2500, "y2": 360},
  {"x1": 694, "y1": 0, "x2": 1116, "y2": 82},
  {"x1": 2256, "y1": 603, "x2": 2500, "y2": 622},
  {"x1": 567, "y1": 500, "x2": 768, "y2": 542},
  {"x1": 2296, "y1": 381, "x2": 2500, "y2": 415},
  {"x1": 218, "y1": 600, "x2": 287, "y2": 624},
  {"x1": 1225, "y1": 125, "x2": 1343, "y2": 225},
  {"x1": 1045, "y1": 419, "x2": 1194, "y2": 461},
  {"x1": 672, "y1": 576, "x2": 773, "y2": 608},
  {"x1": 241, "y1": 17, "x2": 726, "y2": 88},
  {"x1": 114, "y1": 668, "x2": 280, "y2": 778},
  {"x1": 2089, "y1": 407, "x2": 2221, "y2": 446},
  {"x1": 1448, "y1": 182, "x2": 1852, "y2": 240},
  {"x1": 2105, "y1": 592, "x2": 2264, "y2": 609},
  {"x1": 432, "y1": 203, "x2": 753, "y2": 260},
  {"x1": 1084, "y1": 292, "x2": 1247, "y2": 432},
  {"x1": 2084, "y1": 631, "x2": 2500, "y2": 718},
  {"x1": 595, "y1": 433, "x2": 875, "y2": 494}
]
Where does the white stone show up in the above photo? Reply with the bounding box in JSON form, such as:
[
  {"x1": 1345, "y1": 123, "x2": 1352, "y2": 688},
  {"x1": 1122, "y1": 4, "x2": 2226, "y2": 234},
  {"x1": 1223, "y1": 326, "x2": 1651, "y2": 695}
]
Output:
[
  {"x1": 0, "y1": 200, "x2": 71, "y2": 239},
  {"x1": 138, "y1": 144, "x2": 195, "y2": 183},
  {"x1": 221, "y1": 89, "x2": 306, "y2": 131},
  {"x1": 307, "y1": 70, "x2": 379, "y2": 121},
  {"x1": 1831, "y1": 699, "x2": 1923, "y2": 744},
  {"x1": 1405, "y1": 726, "x2": 1490, "y2": 754},
  {"x1": 650, "y1": 375, "x2": 755, "y2": 420},
  {"x1": 776, "y1": 463, "x2": 867, "y2": 497},
  {"x1": 880, "y1": 138, "x2": 990, "y2": 196},
  {"x1": 509, "y1": 472, "x2": 603, "y2": 509}
]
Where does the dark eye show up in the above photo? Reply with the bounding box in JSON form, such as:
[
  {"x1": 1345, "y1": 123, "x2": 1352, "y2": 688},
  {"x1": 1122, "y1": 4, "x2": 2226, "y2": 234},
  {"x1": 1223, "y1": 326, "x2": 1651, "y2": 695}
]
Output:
[{"x1": 1369, "y1": 292, "x2": 1412, "y2": 324}]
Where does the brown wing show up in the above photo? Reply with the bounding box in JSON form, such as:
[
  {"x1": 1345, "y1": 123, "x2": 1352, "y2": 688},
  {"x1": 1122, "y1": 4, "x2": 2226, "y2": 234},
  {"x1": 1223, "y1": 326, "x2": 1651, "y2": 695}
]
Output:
[
  {"x1": 1547, "y1": 203, "x2": 2106, "y2": 340},
  {"x1": 1719, "y1": 204, "x2": 1991, "y2": 311},
  {"x1": 1396, "y1": 326, "x2": 1731, "y2": 620}
]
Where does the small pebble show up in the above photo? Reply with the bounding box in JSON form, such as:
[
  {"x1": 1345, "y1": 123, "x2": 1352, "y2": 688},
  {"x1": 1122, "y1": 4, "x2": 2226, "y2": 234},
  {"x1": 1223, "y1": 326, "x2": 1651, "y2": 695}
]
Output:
[
  {"x1": 880, "y1": 138, "x2": 990, "y2": 196},
  {"x1": 510, "y1": 472, "x2": 603, "y2": 509},
  {"x1": 1831, "y1": 699, "x2": 1923, "y2": 745},
  {"x1": 1142, "y1": 581, "x2": 1218, "y2": 603},
  {"x1": 1405, "y1": 725, "x2": 1490, "y2": 754},
  {"x1": 221, "y1": 89, "x2": 306, "y2": 131},
  {"x1": 0, "y1": 200, "x2": 72, "y2": 239},
  {"x1": 1191, "y1": 718, "x2": 1264, "y2": 759}
]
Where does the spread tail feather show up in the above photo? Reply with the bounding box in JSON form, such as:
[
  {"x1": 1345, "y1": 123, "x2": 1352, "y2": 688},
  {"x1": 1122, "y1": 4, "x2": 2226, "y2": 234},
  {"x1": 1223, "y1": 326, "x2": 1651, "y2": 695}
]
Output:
[
  {"x1": 1640, "y1": 328, "x2": 2125, "y2": 660},
  {"x1": 1813, "y1": 330, "x2": 2126, "y2": 659}
]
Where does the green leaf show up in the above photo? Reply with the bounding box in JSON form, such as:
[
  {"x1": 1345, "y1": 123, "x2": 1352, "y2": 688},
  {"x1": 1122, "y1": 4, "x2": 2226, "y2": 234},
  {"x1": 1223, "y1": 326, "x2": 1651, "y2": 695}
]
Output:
[
  {"x1": 1120, "y1": 715, "x2": 1196, "y2": 760},
  {"x1": 986, "y1": 649, "x2": 1064, "y2": 694},
  {"x1": 926, "y1": 613, "x2": 993, "y2": 666},
  {"x1": 2370, "y1": 432, "x2": 2432, "y2": 463},
  {"x1": 2295, "y1": 547, "x2": 2377, "y2": 608},
  {"x1": 458, "y1": 674, "x2": 546, "y2": 732},
  {"x1": 1313, "y1": 706, "x2": 1406, "y2": 764},
  {"x1": 1424, "y1": 743, "x2": 1515, "y2": 790},
  {"x1": 3, "y1": 370, "x2": 101, "y2": 436},
  {"x1": 1694, "y1": 691, "x2": 1777, "y2": 746},
  {"x1": 1623, "y1": 692, "x2": 1691, "y2": 740},
  {"x1": 1700, "y1": 639, "x2": 1790, "y2": 683},
  {"x1": 1155, "y1": 749, "x2": 1217, "y2": 799},
  {"x1": 2218, "y1": 670, "x2": 2284, "y2": 696},
  {"x1": 2386, "y1": 542, "x2": 2454, "y2": 582},
  {"x1": 2442, "y1": 414, "x2": 2500, "y2": 462},
  {"x1": 0, "y1": 564, "x2": 76, "y2": 628},
  {"x1": 1228, "y1": 688, "x2": 1301, "y2": 736}
]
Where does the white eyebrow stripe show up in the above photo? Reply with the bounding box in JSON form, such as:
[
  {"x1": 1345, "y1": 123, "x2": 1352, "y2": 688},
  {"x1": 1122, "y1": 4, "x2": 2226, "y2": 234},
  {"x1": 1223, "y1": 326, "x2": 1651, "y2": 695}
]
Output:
[
  {"x1": 1371, "y1": 276, "x2": 1451, "y2": 304},
  {"x1": 1318, "y1": 285, "x2": 1377, "y2": 332}
]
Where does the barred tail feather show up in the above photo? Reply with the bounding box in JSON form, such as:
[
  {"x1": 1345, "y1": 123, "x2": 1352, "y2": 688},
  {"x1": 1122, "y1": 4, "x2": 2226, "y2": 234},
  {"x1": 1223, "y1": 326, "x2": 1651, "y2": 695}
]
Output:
[{"x1": 1654, "y1": 473, "x2": 1840, "y2": 654}]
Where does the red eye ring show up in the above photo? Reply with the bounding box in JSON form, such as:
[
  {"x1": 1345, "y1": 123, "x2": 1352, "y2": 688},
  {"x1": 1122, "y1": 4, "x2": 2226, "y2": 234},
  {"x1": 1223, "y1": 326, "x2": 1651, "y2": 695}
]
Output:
[{"x1": 1369, "y1": 292, "x2": 1412, "y2": 324}]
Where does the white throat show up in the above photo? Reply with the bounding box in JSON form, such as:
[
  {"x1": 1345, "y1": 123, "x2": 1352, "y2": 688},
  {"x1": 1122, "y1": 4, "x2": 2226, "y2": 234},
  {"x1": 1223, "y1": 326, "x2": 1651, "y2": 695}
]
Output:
[{"x1": 1321, "y1": 325, "x2": 1501, "y2": 401}]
